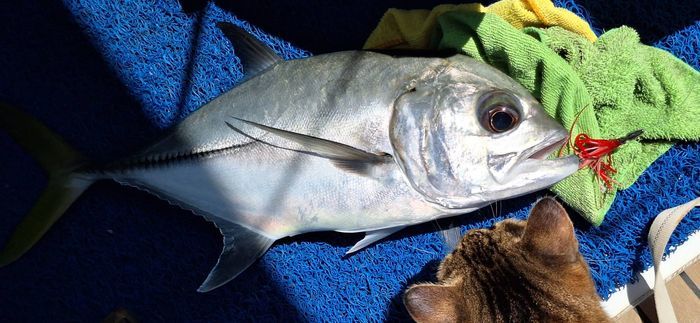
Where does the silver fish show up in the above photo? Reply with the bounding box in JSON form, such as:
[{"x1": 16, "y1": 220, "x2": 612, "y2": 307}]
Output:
[{"x1": 0, "y1": 23, "x2": 579, "y2": 292}]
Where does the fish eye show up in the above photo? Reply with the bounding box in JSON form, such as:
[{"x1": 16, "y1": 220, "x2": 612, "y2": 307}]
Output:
[
  {"x1": 479, "y1": 91, "x2": 521, "y2": 133},
  {"x1": 484, "y1": 105, "x2": 519, "y2": 133}
]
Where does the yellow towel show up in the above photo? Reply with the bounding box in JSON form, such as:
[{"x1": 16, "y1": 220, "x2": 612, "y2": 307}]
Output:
[
  {"x1": 488, "y1": 0, "x2": 597, "y2": 40},
  {"x1": 363, "y1": 0, "x2": 597, "y2": 50}
]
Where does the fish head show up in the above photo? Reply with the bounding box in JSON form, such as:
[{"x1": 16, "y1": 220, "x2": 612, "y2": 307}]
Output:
[{"x1": 390, "y1": 55, "x2": 579, "y2": 210}]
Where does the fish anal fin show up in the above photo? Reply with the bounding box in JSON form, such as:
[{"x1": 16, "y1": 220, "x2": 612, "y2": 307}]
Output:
[
  {"x1": 216, "y1": 22, "x2": 283, "y2": 78},
  {"x1": 197, "y1": 220, "x2": 274, "y2": 292},
  {"x1": 346, "y1": 226, "x2": 404, "y2": 255}
]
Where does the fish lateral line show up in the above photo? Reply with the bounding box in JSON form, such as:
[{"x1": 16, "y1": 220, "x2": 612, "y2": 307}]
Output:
[{"x1": 87, "y1": 141, "x2": 257, "y2": 174}]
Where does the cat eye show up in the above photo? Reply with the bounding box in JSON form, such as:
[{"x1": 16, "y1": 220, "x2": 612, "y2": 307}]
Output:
[{"x1": 479, "y1": 91, "x2": 522, "y2": 133}]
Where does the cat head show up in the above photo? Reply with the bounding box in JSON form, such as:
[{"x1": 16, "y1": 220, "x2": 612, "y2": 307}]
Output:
[{"x1": 403, "y1": 197, "x2": 609, "y2": 322}]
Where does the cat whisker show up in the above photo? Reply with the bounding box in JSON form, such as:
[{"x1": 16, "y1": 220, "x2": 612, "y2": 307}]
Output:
[
  {"x1": 433, "y1": 219, "x2": 463, "y2": 252},
  {"x1": 488, "y1": 200, "x2": 503, "y2": 218}
]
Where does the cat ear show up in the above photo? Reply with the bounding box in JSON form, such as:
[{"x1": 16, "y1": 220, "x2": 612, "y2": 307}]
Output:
[
  {"x1": 521, "y1": 197, "x2": 578, "y2": 263},
  {"x1": 404, "y1": 283, "x2": 461, "y2": 322}
]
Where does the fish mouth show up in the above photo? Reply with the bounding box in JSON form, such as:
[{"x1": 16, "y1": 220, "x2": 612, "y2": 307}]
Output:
[
  {"x1": 510, "y1": 131, "x2": 579, "y2": 183},
  {"x1": 445, "y1": 146, "x2": 579, "y2": 212},
  {"x1": 476, "y1": 135, "x2": 578, "y2": 206},
  {"x1": 487, "y1": 131, "x2": 576, "y2": 185}
]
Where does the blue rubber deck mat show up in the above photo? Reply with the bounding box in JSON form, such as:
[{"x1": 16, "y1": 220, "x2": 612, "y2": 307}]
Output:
[{"x1": 0, "y1": 0, "x2": 698, "y2": 321}]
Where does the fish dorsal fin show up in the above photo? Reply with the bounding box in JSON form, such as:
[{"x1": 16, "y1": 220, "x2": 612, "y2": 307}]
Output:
[
  {"x1": 226, "y1": 117, "x2": 393, "y2": 174},
  {"x1": 197, "y1": 218, "x2": 274, "y2": 292},
  {"x1": 345, "y1": 226, "x2": 404, "y2": 255},
  {"x1": 216, "y1": 22, "x2": 283, "y2": 77}
]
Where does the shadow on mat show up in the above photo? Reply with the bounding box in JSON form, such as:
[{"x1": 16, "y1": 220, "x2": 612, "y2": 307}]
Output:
[
  {"x1": 210, "y1": 0, "x2": 474, "y2": 54},
  {"x1": 385, "y1": 259, "x2": 441, "y2": 322},
  {"x1": 0, "y1": 1, "x2": 304, "y2": 321}
]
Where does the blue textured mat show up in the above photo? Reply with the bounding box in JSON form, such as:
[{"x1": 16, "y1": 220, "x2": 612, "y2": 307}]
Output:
[{"x1": 0, "y1": 0, "x2": 698, "y2": 321}]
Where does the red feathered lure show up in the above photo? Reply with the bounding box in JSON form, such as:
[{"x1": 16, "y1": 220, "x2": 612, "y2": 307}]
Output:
[{"x1": 572, "y1": 130, "x2": 644, "y2": 192}]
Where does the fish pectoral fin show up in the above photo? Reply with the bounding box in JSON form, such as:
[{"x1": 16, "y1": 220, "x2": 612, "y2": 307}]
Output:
[
  {"x1": 216, "y1": 22, "x2": 283, "y2": 77},
  {"x1": 346, "y1": 227, "x2": 404, "y2": 255},
  {"x1": 226, "y1": 118, "x2": 392, "y2": 173},
  {"x1": 197, "y1": 219, "x2": 274, "y2": 293}
]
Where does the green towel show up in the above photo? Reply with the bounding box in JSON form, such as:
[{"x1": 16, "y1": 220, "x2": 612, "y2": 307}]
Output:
[{"x1": 435, "y1": 12, "x2": 700, "y2": 225}]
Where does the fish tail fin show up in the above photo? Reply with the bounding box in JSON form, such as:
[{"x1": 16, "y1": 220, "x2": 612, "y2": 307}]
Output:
[
  {"x1": 0, "y1": 103, "x2": 95, "y2": 267},
  {"x1": 197, "y1": 218, "x2": 274, "y2": 292}
]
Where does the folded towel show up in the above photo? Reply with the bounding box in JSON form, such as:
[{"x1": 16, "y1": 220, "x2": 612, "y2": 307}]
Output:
[
  {"x1": 436, "y1": 12, "x2": 700, "y2": 224},
  {"x1": 523, "y1": 26, "x2": 700, "y2": 223},
  {"x1": 363, "y1": 0, "x2": 596, "y2": 50}
]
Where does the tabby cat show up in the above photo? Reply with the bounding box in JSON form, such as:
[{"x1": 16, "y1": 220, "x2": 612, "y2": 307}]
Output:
[{"x1": 403, "y1": 197, "x2": 610, "y2": 322}]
